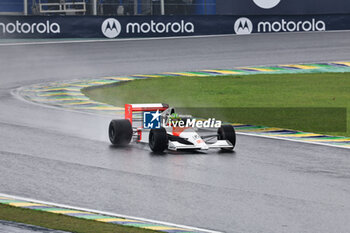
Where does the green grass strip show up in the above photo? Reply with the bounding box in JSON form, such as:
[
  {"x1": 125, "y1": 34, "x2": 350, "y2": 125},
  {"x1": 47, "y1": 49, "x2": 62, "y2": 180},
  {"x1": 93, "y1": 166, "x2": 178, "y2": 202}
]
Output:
[
  {"x1": 83, "y1": 72, "x2": 350, "y2": 137},
  {"x1": 0, "y1": 204, "x2": 159, "y2": 233}
]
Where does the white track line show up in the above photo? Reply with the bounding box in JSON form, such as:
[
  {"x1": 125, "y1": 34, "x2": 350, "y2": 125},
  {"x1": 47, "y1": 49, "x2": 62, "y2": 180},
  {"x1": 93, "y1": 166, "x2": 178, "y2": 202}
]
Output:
[
  {"x1": 1, "y1": 29, "x2": 350, "y2": 47},
  {"x1": 0, "y1": 193, "x2": 222, "y2": 233},
  {"x1": 11, "y1": 87, "x2": 118, "y2": 118},
  {"x1": 0, "y1": 34, "x2": 233, "y2": 46},
  {"x1": 236, "y1": 132, "x2": 350, "y2": 150}
]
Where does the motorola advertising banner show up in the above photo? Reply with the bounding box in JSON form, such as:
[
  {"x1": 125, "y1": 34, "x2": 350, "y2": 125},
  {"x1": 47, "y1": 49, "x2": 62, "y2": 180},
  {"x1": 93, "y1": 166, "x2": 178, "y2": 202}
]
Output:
[{"x1": 0, "y1": 15, "x2": 350, "y2": 39}]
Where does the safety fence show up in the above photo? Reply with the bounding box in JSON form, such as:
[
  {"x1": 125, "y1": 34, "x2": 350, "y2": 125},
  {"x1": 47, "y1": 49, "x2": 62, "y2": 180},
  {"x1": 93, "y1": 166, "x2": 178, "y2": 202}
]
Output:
[
  {"x1": 3, "y1": 0, "x2": 350, "y2": 16},
  {"x1": 0, "y1": 0, "x2": 215, "y2": 16}
]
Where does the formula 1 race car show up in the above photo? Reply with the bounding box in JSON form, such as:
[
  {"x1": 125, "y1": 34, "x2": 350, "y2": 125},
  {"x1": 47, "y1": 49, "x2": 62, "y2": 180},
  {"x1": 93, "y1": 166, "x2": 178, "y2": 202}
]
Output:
[{"x1": 108, "y1": 103, "x2": 236, "y2": 153}]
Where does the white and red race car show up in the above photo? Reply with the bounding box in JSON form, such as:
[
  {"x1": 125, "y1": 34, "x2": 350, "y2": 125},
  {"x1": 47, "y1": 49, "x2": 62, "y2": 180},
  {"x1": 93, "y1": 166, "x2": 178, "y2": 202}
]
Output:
[{"x1": 108, "y1": 103, "x2": 236, "y2": 153}]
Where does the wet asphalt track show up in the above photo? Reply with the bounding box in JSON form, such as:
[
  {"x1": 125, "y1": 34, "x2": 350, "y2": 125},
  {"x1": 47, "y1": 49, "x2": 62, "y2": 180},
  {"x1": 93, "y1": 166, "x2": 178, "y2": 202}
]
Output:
[{"x1": 1, "y1": 32, "x2": 350, "y2": 233}]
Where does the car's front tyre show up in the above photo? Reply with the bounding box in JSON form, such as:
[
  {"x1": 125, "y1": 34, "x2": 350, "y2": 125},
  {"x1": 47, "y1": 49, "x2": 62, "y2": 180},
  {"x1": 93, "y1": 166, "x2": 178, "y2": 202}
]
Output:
[
  {"x1": 218, "y1": 125, "x2": 236, "y2": 150},
  {"x1": 109, "y1": 119, "x2": 133, "y2": 146},
  {"x1": 149, "y1": 127, "x2": 168, "y2": 153}
]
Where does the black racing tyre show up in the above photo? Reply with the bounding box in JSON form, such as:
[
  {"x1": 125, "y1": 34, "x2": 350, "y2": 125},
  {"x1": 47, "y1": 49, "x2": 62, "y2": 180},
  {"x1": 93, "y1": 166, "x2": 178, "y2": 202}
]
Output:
[
  {"x1": 218, "y1": 125, "x2": 236, "y2": 150},
  {"x1": 109, "y1": 119, "x2": 133, "y2": 146},
  {"x1": 149, "y1": 128, "x2": 168, "y2": 153}
]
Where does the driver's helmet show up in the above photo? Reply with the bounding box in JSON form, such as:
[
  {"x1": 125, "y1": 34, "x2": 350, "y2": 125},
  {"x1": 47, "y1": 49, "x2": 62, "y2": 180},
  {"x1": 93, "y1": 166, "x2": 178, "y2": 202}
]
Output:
[{"x1": 169, "y1": 113, "x2": 181, "y2": 122}]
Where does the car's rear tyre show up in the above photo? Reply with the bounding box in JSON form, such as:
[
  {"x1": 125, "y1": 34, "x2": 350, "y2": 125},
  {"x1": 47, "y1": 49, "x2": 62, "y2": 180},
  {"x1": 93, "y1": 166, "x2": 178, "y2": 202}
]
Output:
[
  {"x1": 149, "y1": 128, "x2": 168, "y2": 153},
  {"x1": 109, "y1": 119, "x2": 133, "y2": 146},
  {"x1": 218, "y1": 125, "x2": 236, "y2": 150}
]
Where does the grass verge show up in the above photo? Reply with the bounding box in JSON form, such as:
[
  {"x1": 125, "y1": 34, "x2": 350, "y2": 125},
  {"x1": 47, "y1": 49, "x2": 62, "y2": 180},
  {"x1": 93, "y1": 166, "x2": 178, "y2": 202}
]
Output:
[
  {"x1": 0, "y1": 204, "x2": 158, "y2": 233},
  {"x1": 83, "y1": 72, "x2": 350, "y2": 136}
]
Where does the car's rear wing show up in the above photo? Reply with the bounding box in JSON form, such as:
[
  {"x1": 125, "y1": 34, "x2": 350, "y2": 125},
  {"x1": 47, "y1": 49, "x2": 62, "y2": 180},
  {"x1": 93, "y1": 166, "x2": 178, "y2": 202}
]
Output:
[{"x1": 125, "y1": 103, "x2": 169, "y2": 126}]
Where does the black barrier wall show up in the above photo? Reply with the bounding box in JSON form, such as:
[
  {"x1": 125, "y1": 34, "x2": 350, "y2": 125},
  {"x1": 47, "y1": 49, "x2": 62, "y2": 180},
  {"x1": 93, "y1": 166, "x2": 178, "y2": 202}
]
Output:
[{"x1": 0, "y1": 15, "x2": 349, "y2": 39}]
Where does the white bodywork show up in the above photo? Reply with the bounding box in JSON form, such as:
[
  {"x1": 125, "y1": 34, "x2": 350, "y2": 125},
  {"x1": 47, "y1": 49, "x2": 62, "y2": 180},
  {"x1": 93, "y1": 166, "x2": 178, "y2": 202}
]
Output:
[
  {"x1": 138, "y1": 127, "x2": 233, "y2": 151},
  {"x1": 166, "y1": 127, "x2": 233, "y2": 151}
]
